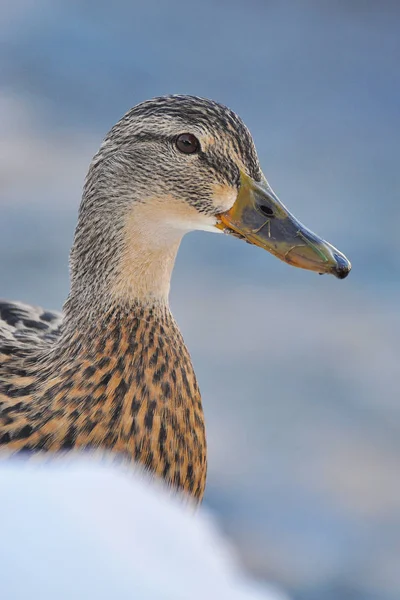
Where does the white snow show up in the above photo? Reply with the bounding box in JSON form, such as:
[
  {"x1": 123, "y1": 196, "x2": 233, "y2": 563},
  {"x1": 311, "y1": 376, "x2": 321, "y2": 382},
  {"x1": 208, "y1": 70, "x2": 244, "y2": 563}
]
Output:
[{"x1": 0, "y1": 458, "x2": 289, "y2": 600}]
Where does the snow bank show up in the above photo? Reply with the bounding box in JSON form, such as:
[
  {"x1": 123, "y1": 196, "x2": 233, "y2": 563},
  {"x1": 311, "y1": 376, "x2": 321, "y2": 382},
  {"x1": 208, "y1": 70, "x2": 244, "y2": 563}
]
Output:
[{"x1": 0, "y1": 458, "x2": 289, "y2": 600}]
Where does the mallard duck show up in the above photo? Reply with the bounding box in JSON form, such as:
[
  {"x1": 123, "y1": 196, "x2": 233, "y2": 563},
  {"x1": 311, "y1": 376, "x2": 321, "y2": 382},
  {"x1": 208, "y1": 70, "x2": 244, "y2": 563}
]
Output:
[{"x1": 0, "y1": 96, "x2": 351, "y2": 502}]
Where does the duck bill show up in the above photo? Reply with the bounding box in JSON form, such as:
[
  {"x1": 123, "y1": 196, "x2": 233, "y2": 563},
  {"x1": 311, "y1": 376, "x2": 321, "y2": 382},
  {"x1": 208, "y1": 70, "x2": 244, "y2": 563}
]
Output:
[{"x1": 215, "y1": 173, "x2": 351, "y2": 279}]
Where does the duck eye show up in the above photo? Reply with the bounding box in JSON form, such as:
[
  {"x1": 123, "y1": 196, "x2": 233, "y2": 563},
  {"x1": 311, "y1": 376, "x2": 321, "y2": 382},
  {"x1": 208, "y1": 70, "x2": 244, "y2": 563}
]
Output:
[{"x1": 176, "y1": 133, "x2": 200, "y2": 154}]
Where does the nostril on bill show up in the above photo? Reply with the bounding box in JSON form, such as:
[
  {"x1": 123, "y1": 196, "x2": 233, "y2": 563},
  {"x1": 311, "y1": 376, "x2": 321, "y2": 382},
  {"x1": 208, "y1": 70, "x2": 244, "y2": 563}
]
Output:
[{"x1": 258, "y1": 205, "x2": 274, "y2": 218}]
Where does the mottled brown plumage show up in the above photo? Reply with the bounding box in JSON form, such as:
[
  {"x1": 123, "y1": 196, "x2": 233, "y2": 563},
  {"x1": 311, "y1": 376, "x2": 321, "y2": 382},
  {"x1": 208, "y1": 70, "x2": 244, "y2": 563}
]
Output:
[{"x1": 0, "y1": 304, "x2": 206, "y2": 498}]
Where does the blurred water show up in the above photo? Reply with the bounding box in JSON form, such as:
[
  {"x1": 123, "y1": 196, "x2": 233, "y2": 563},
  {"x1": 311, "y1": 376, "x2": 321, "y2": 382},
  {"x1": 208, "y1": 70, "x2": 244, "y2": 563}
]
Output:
[{"x1": 1, "y1": 1, "x2": 399, "y2": 599}]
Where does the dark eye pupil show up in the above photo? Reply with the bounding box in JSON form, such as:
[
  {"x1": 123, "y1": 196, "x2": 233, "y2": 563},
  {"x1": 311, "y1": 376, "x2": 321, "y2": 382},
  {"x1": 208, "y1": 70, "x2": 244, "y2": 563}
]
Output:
[{"x1": 176, "y1": 133, "x2": 199, "y2": 154}]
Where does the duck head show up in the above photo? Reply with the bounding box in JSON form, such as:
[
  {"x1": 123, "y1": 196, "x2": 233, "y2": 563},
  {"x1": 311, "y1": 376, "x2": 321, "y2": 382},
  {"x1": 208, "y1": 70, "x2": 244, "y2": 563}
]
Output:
[{"x1": 71, "y1": 95, "x2": 350, "y2": 311}]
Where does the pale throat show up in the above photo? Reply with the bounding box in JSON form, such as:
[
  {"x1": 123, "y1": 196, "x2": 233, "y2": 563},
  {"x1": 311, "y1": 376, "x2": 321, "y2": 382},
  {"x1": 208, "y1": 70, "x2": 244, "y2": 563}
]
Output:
[{"x1": 110, "y1": 197, "x2": 219, "y2": 306}]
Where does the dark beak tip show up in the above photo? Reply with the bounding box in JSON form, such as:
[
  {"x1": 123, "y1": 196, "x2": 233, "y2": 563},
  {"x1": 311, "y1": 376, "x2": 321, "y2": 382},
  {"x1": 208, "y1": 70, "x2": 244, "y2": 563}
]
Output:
[{"x1": 333, "y1": 253, "x2": 351, "y2": 279}]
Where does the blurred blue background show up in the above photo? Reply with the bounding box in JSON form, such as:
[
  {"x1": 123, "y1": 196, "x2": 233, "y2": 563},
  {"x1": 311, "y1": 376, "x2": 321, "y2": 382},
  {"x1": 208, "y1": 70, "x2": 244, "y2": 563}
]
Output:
[{"x1": 1, "y1": 1, "x2": 399, "y2": 599}]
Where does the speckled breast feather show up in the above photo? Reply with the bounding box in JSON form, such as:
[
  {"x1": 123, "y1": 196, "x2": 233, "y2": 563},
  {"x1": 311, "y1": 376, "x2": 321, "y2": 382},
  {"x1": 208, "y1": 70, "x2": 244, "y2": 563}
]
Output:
[{"x1": 0, "y1": 302, "x2": 207, "y2": 501}]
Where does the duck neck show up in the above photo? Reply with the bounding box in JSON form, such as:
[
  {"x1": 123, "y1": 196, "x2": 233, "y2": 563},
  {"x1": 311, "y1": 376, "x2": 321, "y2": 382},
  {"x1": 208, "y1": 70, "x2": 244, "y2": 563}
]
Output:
[
  {"x1": 109, "y1": 230, "x2": 182, "y2": 307},
  {"x1": 64, "y1": 193, "x2": 187, "y2": 327}
]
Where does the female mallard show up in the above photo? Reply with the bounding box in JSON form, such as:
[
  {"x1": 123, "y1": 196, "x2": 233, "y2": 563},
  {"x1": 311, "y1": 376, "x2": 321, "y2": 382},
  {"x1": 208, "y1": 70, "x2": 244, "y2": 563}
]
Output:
[{"x1": 0, "y1": 96, "x2": 350, "y2": 502}]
